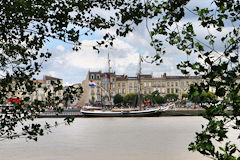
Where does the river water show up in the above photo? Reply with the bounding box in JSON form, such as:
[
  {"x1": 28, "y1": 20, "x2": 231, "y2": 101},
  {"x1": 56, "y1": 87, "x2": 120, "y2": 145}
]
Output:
[{"x1": 0, "y1": 117, "x2": 213, "y2": 160}]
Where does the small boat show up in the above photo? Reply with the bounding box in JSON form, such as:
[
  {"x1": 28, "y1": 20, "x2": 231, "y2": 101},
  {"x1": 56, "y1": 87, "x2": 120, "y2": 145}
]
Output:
[{"x1": 81, "y1": 107, "x2": 163, "y2": 117}]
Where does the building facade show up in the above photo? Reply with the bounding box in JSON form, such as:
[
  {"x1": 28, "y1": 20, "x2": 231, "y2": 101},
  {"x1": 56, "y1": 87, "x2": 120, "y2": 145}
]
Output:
[
  {"x1": 79, "y1": 71, "x2": 202, "y2": 105},
  {"x1": 8, "y1": 75, "x2": 63, "y2": 106}
]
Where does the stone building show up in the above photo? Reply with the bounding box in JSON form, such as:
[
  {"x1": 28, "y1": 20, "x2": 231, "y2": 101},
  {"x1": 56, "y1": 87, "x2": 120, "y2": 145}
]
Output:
[
  {"x1": 79, "y1": 71, "x2": 202, "y2": 106},
  {"x1": 8, "y1": 75, "x2": 63, "y2": 105}
]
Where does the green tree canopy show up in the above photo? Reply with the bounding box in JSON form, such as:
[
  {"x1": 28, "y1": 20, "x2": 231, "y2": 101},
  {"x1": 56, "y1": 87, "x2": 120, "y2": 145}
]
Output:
[
  {"x1": 153, "y1": 95, "x2": 166, "y2": 105},
  {"x1": 144, "y1": 94, "x2": 153, "y2": 102},
  {"x1": 123, "y1": 93, "x2": 137, "y2": 106},
  {"x1": 165, "y1": 94, "x2": 178, "y2": 102},
  {"x1": 182, "y1": 93, "x2": 188, "y2": 100},
  {"x1": 188, "y1": 86, "x2": 217, "y2": 105},
  {"x1": 144, "y1": 91, "x2": 166, "y2": 105},
  {"x1": 113, "y1": 94, "x2": 123, "y2": 105}
]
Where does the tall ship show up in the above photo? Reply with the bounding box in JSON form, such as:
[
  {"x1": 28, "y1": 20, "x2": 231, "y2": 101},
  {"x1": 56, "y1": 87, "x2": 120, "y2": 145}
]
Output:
[{"x1": 81, "y1": 54, "x2": 170, "y2": 117}]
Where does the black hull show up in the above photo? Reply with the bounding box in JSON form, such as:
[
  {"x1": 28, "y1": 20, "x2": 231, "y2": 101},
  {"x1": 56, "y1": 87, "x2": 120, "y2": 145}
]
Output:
[{"x1": 81, "y1": 110, "x2": 162, "y2": 117}]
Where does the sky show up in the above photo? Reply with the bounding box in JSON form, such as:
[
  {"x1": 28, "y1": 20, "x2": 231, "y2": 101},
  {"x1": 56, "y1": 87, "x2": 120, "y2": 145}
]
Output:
[{"x1": 37, "y1": 0, "x2": 234, "y2": 86}]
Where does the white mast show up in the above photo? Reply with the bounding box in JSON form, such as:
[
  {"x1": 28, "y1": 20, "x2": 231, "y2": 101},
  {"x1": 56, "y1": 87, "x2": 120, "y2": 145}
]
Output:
[
  {"x1": 107, "y1": 52, "x2": 112, "y2": 109},
  {"x1": 138, "y1": 54, "x2": 142, "y2": 110}
]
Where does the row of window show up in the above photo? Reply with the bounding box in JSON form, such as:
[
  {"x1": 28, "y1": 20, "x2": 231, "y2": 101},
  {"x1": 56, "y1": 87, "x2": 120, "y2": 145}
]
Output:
[
  {"x1": 92, "y1": 87, "x2": 189, "y2": 95},
  {"x1": 90, "y1": 74, "x2": 116, "y2": 81},
  {"x1": 143, "y1": 81, "x2": 196, "y2": 87},
  {"x1": 96, "y1": 81, "x2": 198, "y2": 89}
]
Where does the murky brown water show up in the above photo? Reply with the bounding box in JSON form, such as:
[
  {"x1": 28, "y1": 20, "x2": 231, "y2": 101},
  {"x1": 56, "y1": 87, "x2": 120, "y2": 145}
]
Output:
[{"x1": 0, "y1": 117, "x2": 212, "y2": 160}]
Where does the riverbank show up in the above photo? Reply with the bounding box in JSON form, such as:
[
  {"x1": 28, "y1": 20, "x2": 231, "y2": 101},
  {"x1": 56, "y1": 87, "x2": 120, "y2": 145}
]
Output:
[
  {"x1": 39, "y1": 108, "x2": 207, "y2": 118},
  {"x1": 161, "y1": 109, "x2": 205, "y2": 116}
]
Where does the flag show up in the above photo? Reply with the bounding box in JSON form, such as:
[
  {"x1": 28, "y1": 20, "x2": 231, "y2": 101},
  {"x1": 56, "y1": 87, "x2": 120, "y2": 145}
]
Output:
[
  {"x1": 89, "y1": 80, "x2": 96, "y2": 86},
  {"x1": 105, "y1": 73, "x2": 110, "y2": 83}
]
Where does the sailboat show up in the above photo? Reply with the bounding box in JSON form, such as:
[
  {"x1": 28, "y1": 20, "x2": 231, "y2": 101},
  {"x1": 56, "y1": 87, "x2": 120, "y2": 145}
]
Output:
[{"x1": 81, "y1": 54, "x2": 169, "y2": 117}]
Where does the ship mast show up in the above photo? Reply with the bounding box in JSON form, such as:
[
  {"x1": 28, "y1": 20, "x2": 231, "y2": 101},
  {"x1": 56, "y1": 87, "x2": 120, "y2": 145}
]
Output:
[
  {"x1": 138, "y1": 54, "x2": 142, "y2": 110},
  {"x1": 107, "y1": 52, "x2": 112, "y2": 109}
]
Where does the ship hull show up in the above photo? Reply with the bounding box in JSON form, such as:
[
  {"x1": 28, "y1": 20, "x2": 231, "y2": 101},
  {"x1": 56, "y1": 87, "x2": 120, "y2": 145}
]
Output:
[{"x1": 81, "y1": 109, "x2": 162, "y2": 117}]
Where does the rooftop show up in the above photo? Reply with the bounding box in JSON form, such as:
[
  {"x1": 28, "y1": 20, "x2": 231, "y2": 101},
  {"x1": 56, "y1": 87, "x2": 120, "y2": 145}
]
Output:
[{"x1": 43, "y1": 76, "x2": 62, "y2": 81}]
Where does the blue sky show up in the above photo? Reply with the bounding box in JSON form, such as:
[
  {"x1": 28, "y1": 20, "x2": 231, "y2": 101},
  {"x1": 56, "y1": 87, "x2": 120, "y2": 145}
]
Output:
[{"x1": 37, "y1": 0, "x2": 234, "y2": 85}]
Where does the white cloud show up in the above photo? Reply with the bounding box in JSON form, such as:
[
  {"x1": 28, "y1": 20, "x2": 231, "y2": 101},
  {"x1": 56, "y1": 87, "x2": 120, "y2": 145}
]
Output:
[
  {"x1": 40, "y1": 30, "x2": 187, "y2": 83},
  {"x1": 56, "y1": 45, "x2": 65, "y2": 52},
  {"x1": 41, "y1": 0, "x2": 232, "y2": 84},
  {"x1": 63, "y1": 39, "x2": 140, "y2": 74},
  {"x1": 48, "y1": 71, "x2": 57, "y2": 77}
]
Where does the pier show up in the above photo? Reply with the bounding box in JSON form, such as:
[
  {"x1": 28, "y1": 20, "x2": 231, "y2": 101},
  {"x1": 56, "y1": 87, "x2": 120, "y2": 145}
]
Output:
[{"x1": 39, "y1": 109, "x2": 83, "y2": 118}]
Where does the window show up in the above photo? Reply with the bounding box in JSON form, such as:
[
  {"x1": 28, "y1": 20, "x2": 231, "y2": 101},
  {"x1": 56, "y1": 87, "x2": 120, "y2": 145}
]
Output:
[
  {"x1": 171, "y1": 88, "x2": 174, "y2": 93},
  {"x1": 122, "y1": 88, "x2": 125, "y2": 94},
  {"x1": 162, "y1": 88, "x2": 165, "y2": 93},
  {"x1": 176, "y1": 88, "x2": 178, "y2": 93},
  {"x1": 171, "y1": 82, "x2": 174, "y2": 86},
  {"x1": 158, "y1": 81, "x2": 161, "y2": 86},
  {"x1": 149, "y1": 89, "x2": 151, "y2": 94},
  {"x1": 122, "y1": 82, "x2": 125, "y2": 87},
  {"x1": 149, "y1": 82, "x2": 151, "y2": 87},
  {"x1": 91, "y1": 74, "x2": 94, "y2": 80},
  {"x1": 144, "y1": 82, "x2": 147, "y2": 87},
  {"x1": 118, "y1": 88, "x2": 121, "y2": 94},
  {"x1": 167, "y1": 88, "x2": 170, "y2": 93},
  {"x1": 112, "y1": 84, "x2": 115, "y2": 88},
  {"x1": 135, "y1": 82, "x2": 138, "y2": 88},
  {"x1": 182, "y1": 89, "x2": 184, "y2": 93},
  {"x1": 97, "y1": 95, "x2": 101, "y2": 101},
  {"x1": 97, "y1": 74, "x2": 100, "y2": 79},
  {"x1": 181, "y1": 81, "x2": 184, "y2": 86},
  {"x1": 175, "y1": 82, "x2": 178, "y2": 86},
  {"x1": 158, "y1": 88, "x2": 160, "y2": 92},
  {"x1": 134, "y1": 89, "x2": 137, "y2": 93},
  {"x1": 144, "y1": 90, "x2": 147, "y2": 94},
  {"x1": 129, "y1": 82, "x2": 132, "y2": 88},
  {"x1": 118, "y1": 83, "x2": 120, "y2": 87},
  {"x1": 153, "y1": 81, "x2": 156, "y2": 85},
  {"x1": 167, "y1": 82, "x2": 170, "y2": 86},
  {"x1": 186, "y1": 81, "x2": 189, "y2": 86}
]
